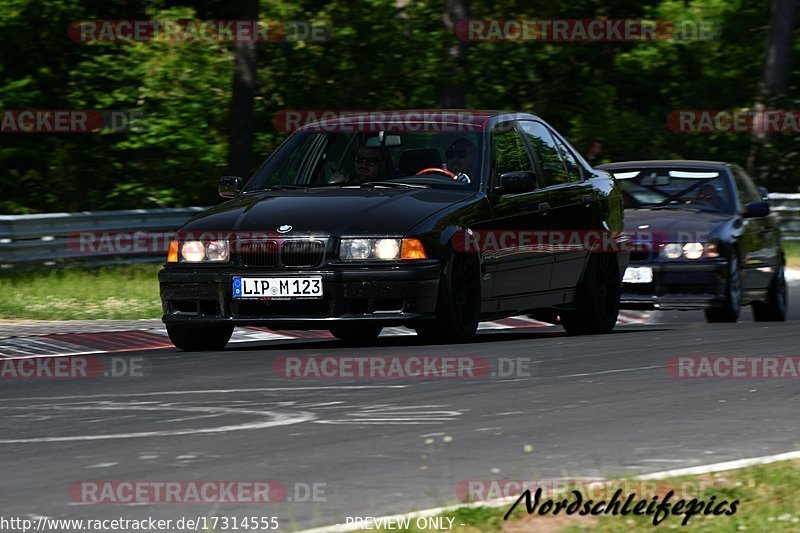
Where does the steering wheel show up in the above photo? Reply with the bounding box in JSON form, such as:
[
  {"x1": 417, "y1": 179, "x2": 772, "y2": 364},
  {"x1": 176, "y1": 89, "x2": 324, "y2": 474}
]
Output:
[{"x1": 415, "y1": 167, "x2": 456, "y2": 179}]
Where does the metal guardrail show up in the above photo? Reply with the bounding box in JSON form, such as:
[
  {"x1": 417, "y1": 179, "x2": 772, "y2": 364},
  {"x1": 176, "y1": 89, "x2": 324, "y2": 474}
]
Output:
[
  {"x1": 1, "y1": 194, "x2": 799, "y2": 269},
  {"x1": 770, "y1": 193, "x2": 800, "y2": 241},
  {"x1": 0, "y1": 207, "x2": 208, "y2": 269}
]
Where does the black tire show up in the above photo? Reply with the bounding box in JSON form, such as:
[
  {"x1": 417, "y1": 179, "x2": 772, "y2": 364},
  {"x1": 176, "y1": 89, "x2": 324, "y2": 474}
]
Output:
[
  {"x1": 561, "y1": 253, "x2": 620, "y2": 336},
  {"x1": 705, "y1": 255, "x2": 742, "y2": 323},
  {"x1": 166, "y1": 323, "x2": 234, "y2": 351},
  {"x1": 414, "y1": 252, "x2": 481, "y2": 343},
  {"x1": 752, "y1": 264, "x2": 788, "y2": 322},
  {"x1": 329, "y1": 325, "x2": 383, "y2": 346}
]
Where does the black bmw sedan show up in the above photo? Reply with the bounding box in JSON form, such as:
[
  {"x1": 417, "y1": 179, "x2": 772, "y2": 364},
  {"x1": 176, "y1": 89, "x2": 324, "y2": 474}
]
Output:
[
  {"x1": 598, "y1": 160, "x2": 787, "y2": 323},
  {"x1": 159, "y1": 111, "x2": 627, "y2": 350}
]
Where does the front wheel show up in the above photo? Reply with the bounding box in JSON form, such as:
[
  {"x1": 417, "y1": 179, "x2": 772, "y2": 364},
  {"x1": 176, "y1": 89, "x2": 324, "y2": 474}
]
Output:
[
  {"x1": 561, "y1": 253, "x2": 620, "y2": 336},
  {"x1": 329, "y1": 325, "x2": 383, "y2": 346},
  {"x1": 705, "y1": 256, "x2": 741, "y2": 323},
  {"x1": 166, "y1": 323, "x2": 234, "y2": 351},
  {"x1": 752, "y1": 264, "x2": 788, "y2": 322},
  {"x1": 414, "y1": 253, "x2": 481, "y2": 343}
]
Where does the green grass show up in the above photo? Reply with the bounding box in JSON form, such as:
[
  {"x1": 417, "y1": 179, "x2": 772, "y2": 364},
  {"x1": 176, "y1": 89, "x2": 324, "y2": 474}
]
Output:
[
  {"x1": 370, "y1": 460, "x2": 800, "y2": 532},
  {"x1": 783, "y1": 240, "x2": 800, "y2": 269},
  {"x1": 0, "y1": 264, "x2": 162, "y2": 320}
]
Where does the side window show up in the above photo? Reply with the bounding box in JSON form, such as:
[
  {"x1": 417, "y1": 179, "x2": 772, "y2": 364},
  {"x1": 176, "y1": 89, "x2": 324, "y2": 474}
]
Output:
[
  {"x1": 492, "y1": 125, "x2": 534, "y2": 178},
  {"x1": 732, "y1": 167, "x2": 761, "y2": 209},
  {"x1": 518, "y1": 121, "x2": 570, "y2": 186},
  {"x1": 552, "y1": 132, "x2": 583, "y2": 181}
]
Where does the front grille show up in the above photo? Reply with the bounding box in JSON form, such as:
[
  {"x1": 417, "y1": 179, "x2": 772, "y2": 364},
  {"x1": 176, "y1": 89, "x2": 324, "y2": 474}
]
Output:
[
  {"x1": 630, "y1": 250, "x2": 650, "y2": 262},
  {"x1": 282, "y1": 240, "x2": 325, "y2": 267},
  {"x1": 237, "y1": 240, "x2": 279, "y2": 267}
]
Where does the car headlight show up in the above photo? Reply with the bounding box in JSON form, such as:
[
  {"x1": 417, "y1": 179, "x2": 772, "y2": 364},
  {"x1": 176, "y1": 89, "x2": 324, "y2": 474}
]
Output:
[
  {"x1": 206, "y1": 240, "x2": 230, "y2": 262},
  {"x1": 340, "y1": 238, "x2": 375, "y2": 260},
  {"x1": 181, "y1": 241, "x2": 206, "y2": 262},
  {"x1": 683, "y1": 242, "x2": 704, "y2": 260},
  {"x1": 662, "y1": 243, "x2": 683, "y2": 259},
  {"x1": 176, "y1": 240, "x2": 230, "y2": 263},
  {"x1": 340, "y1": 238, "x2": 426, "y2": 260},
  {"x1": 659, "y1": 242, "x2": 718, "y2": 260}
]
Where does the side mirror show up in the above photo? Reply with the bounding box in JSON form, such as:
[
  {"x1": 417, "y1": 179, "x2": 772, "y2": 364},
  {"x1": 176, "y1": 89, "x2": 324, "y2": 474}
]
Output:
[
  {"x1": 758, "y1": 186, "x2": 769, "y2": 201},
  {"x1": 498, "y1": 171, "x2": 537, "y2": 194},
  {"x1": 219, "y1": 176, "x2": 243, "y2": 198},
  {"x1": 743, "y1": 201, "x2": 770, "y2": 218}
]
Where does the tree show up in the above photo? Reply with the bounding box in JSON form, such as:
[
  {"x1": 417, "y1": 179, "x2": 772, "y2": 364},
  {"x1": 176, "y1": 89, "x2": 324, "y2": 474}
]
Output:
[{"x1": 226, "y1": 0, "x2": 259, "y2": 178}]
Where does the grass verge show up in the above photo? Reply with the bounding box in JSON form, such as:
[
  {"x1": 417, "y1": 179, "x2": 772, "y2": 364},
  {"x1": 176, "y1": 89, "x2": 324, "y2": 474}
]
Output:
[
  {"x1": 370, "y1": 460, "x2": 800, "y2": 532},
  {"x1": 783, "y1": 240, "x2": 800, "y2": 269},
  {"x1": 0, "y1": 264, "x2": 162, "y2": 320}
]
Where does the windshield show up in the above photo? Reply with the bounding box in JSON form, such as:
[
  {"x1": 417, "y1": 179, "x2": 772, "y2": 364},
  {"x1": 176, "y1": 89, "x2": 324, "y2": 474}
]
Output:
[
  {"x1": 611, "y1": 168, "x2": 736, "y2": 214},
  {"x1": 245, "y1": 130, "x2": 484, "y2": 192}
]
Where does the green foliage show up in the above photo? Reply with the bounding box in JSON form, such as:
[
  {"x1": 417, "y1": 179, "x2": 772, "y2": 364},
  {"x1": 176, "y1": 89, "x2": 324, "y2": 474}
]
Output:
[{"x1": 0, "y1": 0, "x2": 797, "y2": 213}]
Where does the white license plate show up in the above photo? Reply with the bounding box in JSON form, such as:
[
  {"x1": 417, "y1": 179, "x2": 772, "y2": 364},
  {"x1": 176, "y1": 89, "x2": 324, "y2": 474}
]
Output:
[
  {"x1": 623, "y1": 266, "x2": 653, "y2": 284},
  {"x1": 233, "y1": 276, "x2": 323, "y2": 299}
]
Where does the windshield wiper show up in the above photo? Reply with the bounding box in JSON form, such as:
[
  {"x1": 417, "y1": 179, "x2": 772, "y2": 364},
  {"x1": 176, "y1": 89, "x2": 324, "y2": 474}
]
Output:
[
  {"x1": 265, "y1": 184, "x2": 308, "y2": 190},
  {"x1": 360, "y1": 181, "x2": 430, "y2": 189}
]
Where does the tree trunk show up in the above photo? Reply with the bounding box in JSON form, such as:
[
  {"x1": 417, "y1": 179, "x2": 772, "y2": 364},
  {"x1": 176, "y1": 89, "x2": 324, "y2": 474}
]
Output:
[
  {"x1": 227, "y1": 0, "x2": 259, "y2": 178},
  {"x1": 439, "y1": 0, "x2": 471, "y2": 108},
  {"x1": 747, "y1": 0, "x2": 797, "y2": 175}
]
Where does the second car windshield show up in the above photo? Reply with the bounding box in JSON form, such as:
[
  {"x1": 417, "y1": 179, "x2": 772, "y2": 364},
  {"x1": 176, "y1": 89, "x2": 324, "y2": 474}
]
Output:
[
  {"x1": 612, "y1": 169, "x2": 736, "y2": 214},
  {"x1": 245, "y1": 130, "x2": 484, "y2": 191}
]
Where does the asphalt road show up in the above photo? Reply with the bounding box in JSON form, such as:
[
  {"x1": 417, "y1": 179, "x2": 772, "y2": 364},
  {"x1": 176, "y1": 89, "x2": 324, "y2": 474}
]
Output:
[{"x1": 2, "y1": 287, "x2": 799, "y2": 531}]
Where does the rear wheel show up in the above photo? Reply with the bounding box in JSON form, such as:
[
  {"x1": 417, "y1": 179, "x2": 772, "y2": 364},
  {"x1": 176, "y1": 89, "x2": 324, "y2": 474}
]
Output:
[
  {"x1": 329, "y1": 325, "x2": 383, "y2": 346},
  {"x1": 166, "y1": 323, "x2": 234, "y2": 351},
  {"x1": 561, "y1": 254, "x2": 620, "y2": 336},
  {"x1": 705, "y1": 256, "x2": 741, "y2": 323},
  {"x1": 414, "y1": 253, "x2": 481, "y2": 343},
  {"x1": 752, "y1": 264, "x2": 788, "y2": 322}
]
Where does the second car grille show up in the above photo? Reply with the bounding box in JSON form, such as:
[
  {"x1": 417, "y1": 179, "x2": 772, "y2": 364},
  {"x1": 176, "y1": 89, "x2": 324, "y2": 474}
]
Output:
[{"x1": 235, "y1": 239, "x2": 325, "y2": 269}]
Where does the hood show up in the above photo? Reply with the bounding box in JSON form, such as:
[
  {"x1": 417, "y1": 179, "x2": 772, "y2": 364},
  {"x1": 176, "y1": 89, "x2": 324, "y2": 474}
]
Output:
[
  {"x1": 180, "y1": 187, "x2": 473, "y2": 237},
  {"x1": 624, "y1": 208, "x2": 732, "y2": 243}
]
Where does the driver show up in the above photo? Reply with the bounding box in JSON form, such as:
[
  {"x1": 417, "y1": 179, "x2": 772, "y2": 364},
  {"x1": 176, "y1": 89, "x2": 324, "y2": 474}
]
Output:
[
  {"x1": 696, "y1": 184, "x2": 726, "y2": 210},
  {"x1": 445, "y1": 138, "x2": 478, "y2": 179},
  {"x1": 330, "y1": 145, "x2": 393, "y2": 185}
]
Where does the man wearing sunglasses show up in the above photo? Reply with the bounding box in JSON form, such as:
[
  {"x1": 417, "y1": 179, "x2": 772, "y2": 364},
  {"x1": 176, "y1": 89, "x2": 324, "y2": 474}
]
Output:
[
  {"x1": 331, "y1": 145, "x2": 392, "y2": 185},
  {"x1": 445, "y1": 138, "x2": 477, "y2": 179}
]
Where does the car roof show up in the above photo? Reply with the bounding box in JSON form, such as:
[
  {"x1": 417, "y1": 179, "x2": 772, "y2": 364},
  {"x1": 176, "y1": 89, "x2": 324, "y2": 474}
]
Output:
[
  {"x1": 597, "y1": 160, "x2": 732, "y2": 171},
  {"x1": 298, "y1": 109, "x2": 539, "y2": 130}
]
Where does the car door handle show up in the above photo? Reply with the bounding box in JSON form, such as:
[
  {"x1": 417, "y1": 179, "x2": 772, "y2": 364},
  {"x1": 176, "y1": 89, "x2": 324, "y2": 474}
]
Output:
[
  {"x1": 538, "y1": 202, "x2": 550, "y2": 212},
  {"x1": 582, "y1": 194, "x2": 593, "y2": 203}
]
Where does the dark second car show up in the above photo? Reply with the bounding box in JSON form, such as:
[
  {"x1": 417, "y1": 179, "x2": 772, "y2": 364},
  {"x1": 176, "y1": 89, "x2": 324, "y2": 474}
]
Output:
[
  {"x1": 159, "y1": 111, "x2": 628, "y2": 350},
  {"x1": 598, "y1": 160, "x2": 787, "y2": 323}
]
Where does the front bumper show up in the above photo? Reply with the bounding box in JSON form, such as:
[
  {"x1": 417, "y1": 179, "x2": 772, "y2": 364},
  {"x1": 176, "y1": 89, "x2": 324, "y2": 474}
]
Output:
[
  {"x1": 620, "y1": 260, "x2": 728, "y2": 310},
  {"x1": 159, "y1": 262, "x2": 440, "y2": 329}
]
